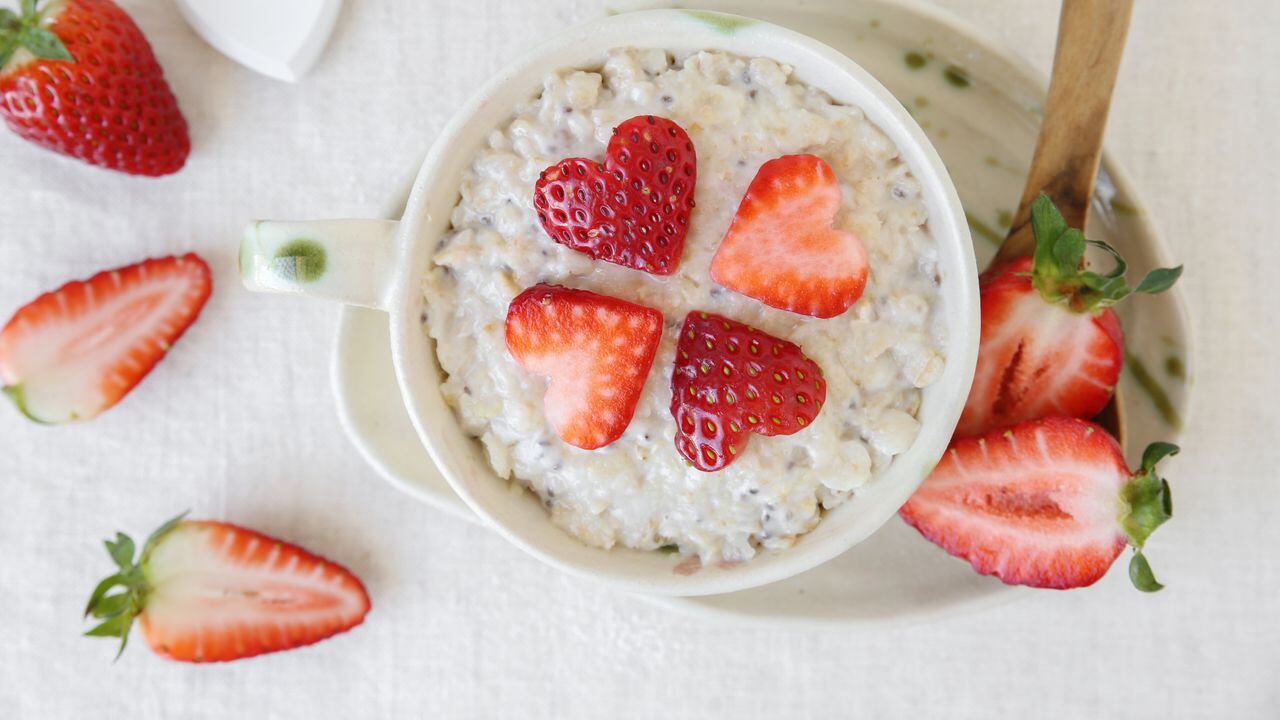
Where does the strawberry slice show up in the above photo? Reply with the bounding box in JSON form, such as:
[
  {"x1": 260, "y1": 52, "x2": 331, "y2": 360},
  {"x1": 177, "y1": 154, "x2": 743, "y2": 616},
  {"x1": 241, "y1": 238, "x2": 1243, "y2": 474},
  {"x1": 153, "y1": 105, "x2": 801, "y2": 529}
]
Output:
[
  {"x1": 957, "y1": 195, "x2": 1181, "y2": 437},
  {"x1": 0, "y1": 254, "x2": 212, "y2": 423},
  {"x1": 84, "y1": 515, "x2": 371, "y2": 662},
  {"x1": 505, "y1": 284, "x2": 663, "y2": 450},
  {"x1": 670, "y1": 311, "x2": 826, "y2": 471},
  {"x1": 710, "y1": 154, "x2": 868, "y2": 318},
  {"x1": 533, "y1": 115, "x2": 696, "y2": 275},
  {"x1": 900, "y1": 416, "x2": 1177, "y2": 591}
]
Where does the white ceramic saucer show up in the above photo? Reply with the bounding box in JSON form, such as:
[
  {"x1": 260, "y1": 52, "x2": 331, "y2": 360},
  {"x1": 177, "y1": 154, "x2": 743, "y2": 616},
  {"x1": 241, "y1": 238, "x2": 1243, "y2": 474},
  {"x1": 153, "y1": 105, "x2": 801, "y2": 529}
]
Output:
[{"x1": 332, "y1": 0, "x2": 1192, "y2": 626}]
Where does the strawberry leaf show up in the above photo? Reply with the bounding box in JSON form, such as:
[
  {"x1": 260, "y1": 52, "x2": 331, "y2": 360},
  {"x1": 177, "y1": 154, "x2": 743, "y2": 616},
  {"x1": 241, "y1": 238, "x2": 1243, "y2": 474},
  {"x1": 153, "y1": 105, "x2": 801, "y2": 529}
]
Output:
[
  {"x1": 84, "y1": 614, "x2": 130, "y2": 638},
  {"x1": 88, "y1": 592, "x2": 131, "y2": 619},
  {"x1": 0, "y1": 34, "x2": 19, "y2": 69},
  {"x1": 1129, "y1": 551, "x2": 1164, "y2": 592},
  {"x1": 1119, "y1": 441, "x2": 1177, "y2": 592},
  {"x1": 1135, "y1": 266, "x2": 1183, "y2": 295},
  {"x1": 83, "y1": 572, "x2": 127, "y2": 617},
  {"x1": 105, "y1": 533, "x2": 136, "y2": 570},
  {"x1": 1141, "y1": 441, "x2": 1180, "y2": 473},
  {"x1": 1027, "y1": 194, "x2": 1181, "y2": 313},
  {"x1": 17, "y1": 25, "x2": 70, "y2": 61}
]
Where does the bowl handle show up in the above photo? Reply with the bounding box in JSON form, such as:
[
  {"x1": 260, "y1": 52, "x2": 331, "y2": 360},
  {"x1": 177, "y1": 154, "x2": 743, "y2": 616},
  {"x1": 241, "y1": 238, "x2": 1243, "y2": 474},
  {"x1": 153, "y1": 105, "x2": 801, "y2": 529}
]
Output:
[{"x1": 239, "y1": 219, "x2": 399, "y2": 311}]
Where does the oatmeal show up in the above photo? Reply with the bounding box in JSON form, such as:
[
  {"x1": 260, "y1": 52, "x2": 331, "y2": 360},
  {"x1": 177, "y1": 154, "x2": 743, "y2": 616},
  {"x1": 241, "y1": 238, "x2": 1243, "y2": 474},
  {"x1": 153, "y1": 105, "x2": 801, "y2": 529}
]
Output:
[{"x1": 423, "y1": 48, "x2": 946, "y2": 563}]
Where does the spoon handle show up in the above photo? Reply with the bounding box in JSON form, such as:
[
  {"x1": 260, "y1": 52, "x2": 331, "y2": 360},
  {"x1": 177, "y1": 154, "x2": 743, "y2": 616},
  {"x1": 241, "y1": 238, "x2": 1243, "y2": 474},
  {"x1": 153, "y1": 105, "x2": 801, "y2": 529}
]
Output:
[{"x1": 991, "y1": 0, "x2": 1135, "y2": 267}]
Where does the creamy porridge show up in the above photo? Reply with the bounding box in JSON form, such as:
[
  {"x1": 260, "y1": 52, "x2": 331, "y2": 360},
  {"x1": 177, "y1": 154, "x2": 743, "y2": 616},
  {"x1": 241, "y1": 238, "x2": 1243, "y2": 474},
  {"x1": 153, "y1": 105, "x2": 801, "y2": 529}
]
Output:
[{"x1": 423, "y1": 48, "x2": 946, "y2": 563}]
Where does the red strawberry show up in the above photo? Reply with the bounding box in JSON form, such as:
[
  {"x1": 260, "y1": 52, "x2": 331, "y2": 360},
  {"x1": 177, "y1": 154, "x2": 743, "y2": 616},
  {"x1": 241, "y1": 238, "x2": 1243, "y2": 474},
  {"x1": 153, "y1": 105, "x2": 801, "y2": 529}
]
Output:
[
  {"x1": 957, "y1": 195, "x2": 1181, "y2": 437},
  {"x1": 0, "y1": 0, "x2": 189, "y2": 176},
  {"x1": 0, "y1": 253, "x2": 212, "y2": 423},
  {"x1": 505, "y1": 284, "x2": 663, "y2": 450},
  {"x1": 710, "y1": 154, "x2": 868, "y2": 318},
  {"x1": 671, "y1": 311, "x2": 826, "y2": 471},
  {"x1": 900, "y1": 416, "x2": 1177, "y2": 591},
  {"x1": 84, "y1": 514, "x2": 371, "y2": 662},
  {"x1": 533, "y1": 115, "x2": 696, "y2": 275}
]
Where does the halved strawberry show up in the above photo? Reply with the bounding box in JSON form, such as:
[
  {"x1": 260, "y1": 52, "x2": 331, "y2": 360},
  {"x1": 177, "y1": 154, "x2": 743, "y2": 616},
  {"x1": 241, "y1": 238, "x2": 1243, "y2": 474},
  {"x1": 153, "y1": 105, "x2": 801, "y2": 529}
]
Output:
[
  {"x1": 533, "y1": 115, "x2": 696, "y2": 275},
  {"x1": 671, "y1": 311, "x2": 826, "y2": 471},
  {"x1": 957, "y1": 195, "x2": 1181, "y2": 437},
  {"x1": 0, "y1": 253, "x2": 212, "y2": 423},
  {"x1": 900, "y1": 416, "x2": 1177, "y2": 591},
  {"x1": 709, "y1": 154, "x2": 868, "y2": 318},
  {"x1": 84, "y1": 514, "x2": 371, "y2": 662},
  {"x1": 505, "y1": 284, "x2": 663, "y2": 450}
]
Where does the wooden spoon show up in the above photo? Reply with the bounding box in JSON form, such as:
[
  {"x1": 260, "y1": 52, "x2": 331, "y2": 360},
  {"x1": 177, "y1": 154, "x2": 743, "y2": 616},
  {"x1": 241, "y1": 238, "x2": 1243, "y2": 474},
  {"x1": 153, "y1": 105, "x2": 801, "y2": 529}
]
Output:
[{"x1": 988, "y1": 0, "x2": 1134, "y2": 445}]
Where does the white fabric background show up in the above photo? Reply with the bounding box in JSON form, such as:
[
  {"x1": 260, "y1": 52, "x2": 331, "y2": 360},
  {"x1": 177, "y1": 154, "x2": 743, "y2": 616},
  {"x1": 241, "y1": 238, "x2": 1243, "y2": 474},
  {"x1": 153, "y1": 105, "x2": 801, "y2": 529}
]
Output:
[{"x1": 0, "y1": 0, "x2": 1274, "y2": 717}]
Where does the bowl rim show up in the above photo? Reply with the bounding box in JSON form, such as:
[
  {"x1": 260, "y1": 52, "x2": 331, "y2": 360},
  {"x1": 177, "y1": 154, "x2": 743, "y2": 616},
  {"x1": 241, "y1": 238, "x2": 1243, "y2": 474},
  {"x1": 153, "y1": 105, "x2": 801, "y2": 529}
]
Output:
[{"x1": 378, "y1": 8, "x2": 980, "y2": 596}]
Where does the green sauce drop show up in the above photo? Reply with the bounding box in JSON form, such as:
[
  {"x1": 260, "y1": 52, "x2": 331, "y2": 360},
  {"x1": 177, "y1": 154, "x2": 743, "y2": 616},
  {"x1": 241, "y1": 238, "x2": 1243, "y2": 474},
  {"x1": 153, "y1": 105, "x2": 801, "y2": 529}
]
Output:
[
  {"x1": 944, "y1": 65, "x2": 971, "y2": 88},
  {"x1": 272, "y1": 239, "x2": 327, "y2": 284},
  {"x1": 1164, "y1": 355, "x2": 1185, "y2": 380},
  {"x1": 997, "y1": 209, "x2": 1013, "y2": 228},
  {"x1": 904, "y1": 51, "x2": 927, "y2": 69}
]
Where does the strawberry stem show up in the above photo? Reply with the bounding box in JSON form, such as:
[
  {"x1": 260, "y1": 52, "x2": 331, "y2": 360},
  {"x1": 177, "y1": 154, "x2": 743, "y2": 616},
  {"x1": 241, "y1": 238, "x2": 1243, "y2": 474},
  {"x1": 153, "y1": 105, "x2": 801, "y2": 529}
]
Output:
[
  {"x1": 1119, "y1": 442, "x2": 1178, "y2": 592},
  {"x1": 1027, "y1": 194, "x2": 1182, "y2": 313}
]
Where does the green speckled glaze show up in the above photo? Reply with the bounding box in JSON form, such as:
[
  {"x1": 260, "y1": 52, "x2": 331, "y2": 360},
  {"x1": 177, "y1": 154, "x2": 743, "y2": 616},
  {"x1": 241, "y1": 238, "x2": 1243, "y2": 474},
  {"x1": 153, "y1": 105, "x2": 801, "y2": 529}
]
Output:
[
  {"x1": 272, "y1": 239, "x2": 328, "y2": 284},
  {"x1": 1125, "y1": 351, "x2": 1182, "y2": 430},
  {"x1": 1110, "y1": 197, "x2": 1140, "y2": 215},
  {"x1": 681, "y1": 10, "x2": 754, "y2": 34},
  {"x1": 964, "y1": 210, "x2": 1002, "y2": 245},
  {"x1": 904, "y1": 51, "x2": 926, "y2": 69},
  {"x1": 943, "y1": 64, "x2": 970, "y2": 88}
]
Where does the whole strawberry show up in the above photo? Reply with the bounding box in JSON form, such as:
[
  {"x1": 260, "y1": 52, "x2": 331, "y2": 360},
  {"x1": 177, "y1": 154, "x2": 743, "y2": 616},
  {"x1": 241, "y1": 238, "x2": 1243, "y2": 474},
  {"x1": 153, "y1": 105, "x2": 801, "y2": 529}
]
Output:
[{"x1": 0, "y1": 0, "x2": 189, "y2": 176}]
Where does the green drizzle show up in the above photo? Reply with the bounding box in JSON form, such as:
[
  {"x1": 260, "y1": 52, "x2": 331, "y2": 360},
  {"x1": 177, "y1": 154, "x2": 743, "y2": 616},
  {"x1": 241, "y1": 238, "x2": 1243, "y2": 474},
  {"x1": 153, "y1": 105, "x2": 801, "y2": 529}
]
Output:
[
  {"x1": 904, "y1": 51, "x2": 927, "y2": 69},
  {"x1": 1125, "y1": 351, "x2": 1182, "y2": 430},
  {"x1": 965, "y1": 210, "x2": 1003, "y2": 245},
  {"x1": 272, "y1": 239, "x2": 328, "y2": 284},
  {"x1": 996, "y1": 209, "x2": 1013, "y2": 228},
  {"x1": 682, "y1": 10, "x2": 754, "y2": 34},
  {"x1": 1165, "y1": 355, "x2": 1185, "y2": 380},
  {"x1": 943, "y1": 64, "x2": 971, "y2": 88}
]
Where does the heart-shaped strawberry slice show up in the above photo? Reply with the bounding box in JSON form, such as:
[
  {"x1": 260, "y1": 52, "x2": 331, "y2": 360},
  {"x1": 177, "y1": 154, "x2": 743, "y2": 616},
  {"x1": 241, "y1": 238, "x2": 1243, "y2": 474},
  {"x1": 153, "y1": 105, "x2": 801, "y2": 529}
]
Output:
[
  {"x1": 506, "y1": 284, "x2": 664, "y2": 450},
  {"x1": 710, "y1": 154, "x2": 868, "y2": 318},
  {"x1": 533, "y1": 115, "x2": 697, "y2": 275},
  {"x1": 670, "y1": 312, "x2": 826, "y2": 471}
]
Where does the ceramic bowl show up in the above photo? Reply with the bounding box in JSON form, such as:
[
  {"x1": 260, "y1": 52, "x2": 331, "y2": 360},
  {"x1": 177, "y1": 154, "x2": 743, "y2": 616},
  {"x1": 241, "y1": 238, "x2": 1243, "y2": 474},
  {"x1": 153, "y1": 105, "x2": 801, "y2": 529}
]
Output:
[{"x1": 239, "y1": 8, "x2": 979, "y2": 596}]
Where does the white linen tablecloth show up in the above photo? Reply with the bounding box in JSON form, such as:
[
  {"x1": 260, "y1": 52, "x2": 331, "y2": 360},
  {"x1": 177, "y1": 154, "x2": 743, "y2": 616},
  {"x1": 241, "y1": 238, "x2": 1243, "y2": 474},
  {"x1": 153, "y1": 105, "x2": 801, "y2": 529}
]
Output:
[{"x1": 0, "y1": 0, "x2": 1274, "y2": 716}]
